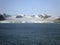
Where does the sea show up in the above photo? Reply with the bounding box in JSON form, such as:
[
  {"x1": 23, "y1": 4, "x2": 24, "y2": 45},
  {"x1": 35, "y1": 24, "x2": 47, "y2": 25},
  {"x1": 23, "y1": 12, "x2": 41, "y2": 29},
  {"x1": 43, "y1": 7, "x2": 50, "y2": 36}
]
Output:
[{"x1": 0, "y1": 23, "x2": 60, "y2": 45}]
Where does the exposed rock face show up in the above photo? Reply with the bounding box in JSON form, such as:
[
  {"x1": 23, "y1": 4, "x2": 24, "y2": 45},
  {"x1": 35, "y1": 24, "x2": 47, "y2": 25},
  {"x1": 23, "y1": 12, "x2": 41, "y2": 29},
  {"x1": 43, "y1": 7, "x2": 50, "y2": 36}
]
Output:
[
  {"x1": 54, "y1": 17, "x2": 60, "y2": 23},
  {"x1": 0, "y1": 14, "x2": 5, "y2": 21},
  {"x1": 16, "y1": 15, "x2": 23, "y2": 18}
]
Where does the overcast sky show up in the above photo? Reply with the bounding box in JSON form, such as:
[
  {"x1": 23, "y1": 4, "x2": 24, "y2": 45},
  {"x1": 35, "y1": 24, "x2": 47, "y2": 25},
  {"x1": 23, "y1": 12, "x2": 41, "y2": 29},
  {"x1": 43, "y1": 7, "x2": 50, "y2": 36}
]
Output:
[{"x1": 0, "y1": 0, "x2": 60, "y2": 16}]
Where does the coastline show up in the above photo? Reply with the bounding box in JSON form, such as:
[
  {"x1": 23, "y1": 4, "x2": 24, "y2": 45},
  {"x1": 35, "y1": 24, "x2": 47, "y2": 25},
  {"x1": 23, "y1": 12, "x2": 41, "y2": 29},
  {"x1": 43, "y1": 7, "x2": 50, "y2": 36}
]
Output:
[
  {"x1": 0, "y1": 14, "x2": 60, "y2": 23},
  {"x1": 0, "y1": 20, "x2": 54, "y2": 23}
]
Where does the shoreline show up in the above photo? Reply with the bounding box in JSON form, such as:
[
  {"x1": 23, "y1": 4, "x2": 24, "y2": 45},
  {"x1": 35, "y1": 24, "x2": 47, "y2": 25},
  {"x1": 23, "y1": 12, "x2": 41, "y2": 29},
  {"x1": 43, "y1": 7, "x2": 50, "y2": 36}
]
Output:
[{"x1": 0, "y1": 20, "x2": 54, "y2": 23}]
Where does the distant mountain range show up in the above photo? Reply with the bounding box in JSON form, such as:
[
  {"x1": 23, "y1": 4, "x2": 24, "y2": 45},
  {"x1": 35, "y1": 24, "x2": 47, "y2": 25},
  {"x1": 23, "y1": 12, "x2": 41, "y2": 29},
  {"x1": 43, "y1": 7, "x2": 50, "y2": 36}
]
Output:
[{"x1": 0, "y1": 13, "x2": 60, "y2": 23}]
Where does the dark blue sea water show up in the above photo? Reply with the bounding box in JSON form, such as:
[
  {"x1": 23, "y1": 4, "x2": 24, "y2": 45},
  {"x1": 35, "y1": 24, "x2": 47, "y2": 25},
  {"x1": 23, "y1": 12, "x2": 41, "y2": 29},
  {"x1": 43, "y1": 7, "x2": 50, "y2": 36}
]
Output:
[{"x1": 0, "y1": 23, "x2": 60, "y2": 45}]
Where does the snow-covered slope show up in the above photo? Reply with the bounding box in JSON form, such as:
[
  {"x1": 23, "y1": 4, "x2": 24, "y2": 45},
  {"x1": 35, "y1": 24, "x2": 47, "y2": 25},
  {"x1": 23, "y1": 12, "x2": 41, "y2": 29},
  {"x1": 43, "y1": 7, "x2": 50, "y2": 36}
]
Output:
[{"x1": 0, "y1": 15, "x2": 59, "y2": 23}]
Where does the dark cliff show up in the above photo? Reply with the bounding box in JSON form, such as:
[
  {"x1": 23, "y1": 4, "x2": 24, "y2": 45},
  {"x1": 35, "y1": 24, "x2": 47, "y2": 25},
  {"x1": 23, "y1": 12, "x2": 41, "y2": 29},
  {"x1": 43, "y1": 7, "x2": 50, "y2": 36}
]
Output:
[{"x1": 0, "y1": 14, "x2": 5, "y2": 21}]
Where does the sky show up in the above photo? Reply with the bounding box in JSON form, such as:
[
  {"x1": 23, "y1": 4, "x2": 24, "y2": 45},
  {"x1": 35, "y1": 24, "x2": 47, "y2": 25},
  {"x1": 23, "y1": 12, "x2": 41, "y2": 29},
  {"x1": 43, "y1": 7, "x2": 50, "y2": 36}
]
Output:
[{"x1": 0, "y1": 0, "x2": 60, "y2": 16}]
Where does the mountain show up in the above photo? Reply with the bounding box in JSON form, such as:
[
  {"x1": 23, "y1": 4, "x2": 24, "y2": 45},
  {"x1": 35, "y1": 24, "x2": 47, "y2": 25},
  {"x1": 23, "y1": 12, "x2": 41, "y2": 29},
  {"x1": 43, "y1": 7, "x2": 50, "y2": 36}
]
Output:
[
  {"x1": 0, "y1": 14, "x2": 5, "y2": 21},
  {"x1": 54, "y1": 17, "x2": 60, "y2": 23}
]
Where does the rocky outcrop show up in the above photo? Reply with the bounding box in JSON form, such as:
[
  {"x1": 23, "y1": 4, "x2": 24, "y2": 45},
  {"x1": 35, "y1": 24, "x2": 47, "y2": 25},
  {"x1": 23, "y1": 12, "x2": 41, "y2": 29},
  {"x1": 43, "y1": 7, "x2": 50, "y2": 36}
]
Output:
[
  {"x1": 0, "y1": 14, "x2": 5, "y2": 21},
  {"x1": 54, "y1": 17, "x2": 60, "y2": 23}
]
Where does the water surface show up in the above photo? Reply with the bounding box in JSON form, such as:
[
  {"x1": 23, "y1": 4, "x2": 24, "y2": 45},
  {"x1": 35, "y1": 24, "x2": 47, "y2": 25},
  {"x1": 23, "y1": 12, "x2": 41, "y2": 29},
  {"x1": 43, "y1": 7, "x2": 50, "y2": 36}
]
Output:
[{"x1": 0, "y1": 23, "x2": 60, "y2": 45}]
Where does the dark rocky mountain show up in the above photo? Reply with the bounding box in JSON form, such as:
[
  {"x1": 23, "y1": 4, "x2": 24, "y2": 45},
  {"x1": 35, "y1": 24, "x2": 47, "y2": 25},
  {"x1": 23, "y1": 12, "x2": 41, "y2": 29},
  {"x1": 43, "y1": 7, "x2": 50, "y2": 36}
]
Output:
[{"x1": 0, "y1": 14, "x2": 5, "y2": 21}]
